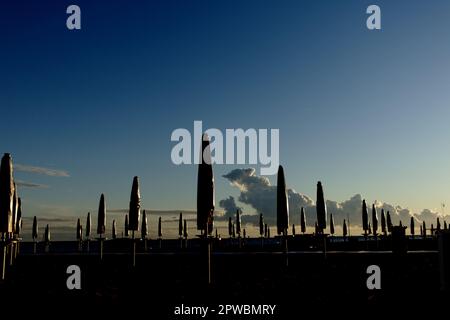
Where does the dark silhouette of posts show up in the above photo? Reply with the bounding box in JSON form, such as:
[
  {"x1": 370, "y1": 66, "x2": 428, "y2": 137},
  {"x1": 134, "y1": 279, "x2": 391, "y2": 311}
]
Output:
[
  {"x1": 259, "y1": 213, "x2": 264, "y2": 248},
  {"x1": 158, "y1": 217, "x2": 162, "y2": 249},
  {"x1": 85, "y1": 212, "x2": 91, "y2": 252},
  {"x1": 141, "y1": 210, "x2": 148, "y2": 252},
  {"x1": 343, "y1": 219, "x2": 348, "y2": 241},
  {"x1": 386, "y1": 211, "x2": 393, "y2": 234},
  {"x1": 329, "y1": 214, "x2": 334, "y2": 237},
  {"x1": 0, "y1": 154, "x2": 14, "y2": 280},
  {"x1": 44, "y1": 224, "x2": 50, "y2": 253},
  {"x1": 410, "y1": 217, "x2": 415, "y2": 238},
  {"x1": 236, "y1": 209, "x2": 242, "y2": 248},
  {"x1": 381, "y1": 209, "x2": 387, "y2": 236},
  {"x1": 196, "y1": 133, "x2": 215, "y2": 284},
  {"x1": 277, "y1": 165, "x2": 289, "y2": 267},
  {"x1": 179, "y1": 212, "x2": 183, "y2": 248},
  {"x1": 76, "y1": 218, "x2": 82, "y2": 252},
  {"x1": 183, "y1": 219, "x2": 188, "y2": 248},
  {"x1": 316, "y1": 181, "x2": 327, "y2": 257},
  {"x1": 128, "y1": 176, "x2": 141, "y2": 267},
  {"x1": 372, "y1": 204, "x2": 379, "y2": 248},
  {"x1": 112, "y1": 220, "x2": 117, "y2": 239},
  {"x1": 124, "y1": 215, "x2": 129, "y2": 238},
  {"x1": 300, "y1": 207, "x2": 306, "y2": 234},
  {"x1": 32, "y1": 216, "x2": 38, "y2": 254},
  {"x1": 97, "y1": 194, "x2": 106, "y2": 261}
]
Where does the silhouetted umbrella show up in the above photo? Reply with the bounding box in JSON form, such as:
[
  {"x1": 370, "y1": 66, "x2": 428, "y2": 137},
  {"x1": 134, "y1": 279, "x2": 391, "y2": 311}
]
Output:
[
  {"x1": 0, "y1": 153, "x2": 14, "y2": 234},
  {"x1": 141, "y1": 210, "x2": 148, "y2": 254},
  {"x1": 32, "y1": 216, "x2": 38, "y2": 240},
  {"x1": 300, "y1": 207, "x2": 306, "y2": 234},
  {"x1": 141, "y1": 210, "x2": 148, "y2": 239},
  {"x1": 277, "y1": 166, "x2": 289, "y2": 235},
  {"x1": 158, "y1": 217, "x2": 162, "y2": 238},
  {"x1": 232, "y1": 223, "x2": 236, "y2": 238},
  {"x1": 76, "y1": 218, "x2": 82, "y2": 240},
  {"x1": 86, "y1": 212, "x2": 91, "y2": 239},
  {"x1": 97, "y1": 194, "x2": 106, "y2": 236},
  {"x1": 124, "y1": 215, "x2": 129, "y2": 237},
  {"x1": 368, "y1": 221, "x2": 372, "y2": 235},
  {"x1": 343, "y1": 219, "x2": 348, "y2": 238},
  {"x1": 381, "y1": 209, "x2": 386, "y2": 235},
  {"x1": 420, "y1": 225, "x2": 423, "y2": 237},
  {"x1": 423, "y1": 221, "x2": 426, "y2": 237},
  {"x1": 264, "y1": 223, "x2": 268, "y2": 238},
  {"x1": 292, "y1": 224, "x2": 296, "y2": 235},
  {"x1": 44, "y1": 224, "x2": 50, "y2": 243},
  {"x1": 386, "y1": 211, "x2": 392, "y2": 233},
  {"x1": 12, "y1": 185, "x2": 18, "y2": 235},
  {"x1": 372, "y1": 204, "x2": 378, "y2": 236},
  {"x1": 243, "y1": 229, "x2": 246, "y2": 238},
  {"x1": 128, "y1": 176, "x2": 141, "y2": 233},
  {"x1": 236, "y1": 209, "x2": 241, "y2": 236},
  {"x1": 158, "y1": 216, "x2": 162, "y2": 249},
  {"x1": 112, "y1": 220, "x2": 117, "y2": 239},
  {"x1": 267, "y1": 227, "x2": 271, "y2": 238},
  {"x1": 437, "y1": 218, "x2": 441, "y2": 231},
  {"x1": 259, "y1": 213, "x2": 264, "y2": 237},
  {"x1": 362, "y1": 200, "x2": 369, "y2": 235},
  {"x1": 184, "y1": 220, "x2": 188, "y2": 238},
  {"x1": 329, "y1": 213, "x2": 335, "y2": 235},
  {"x1": 410, "y1": 217, "x2": 415, "y2": 236},
  {"x1": 431, "y1": 223, "x2": 434, "y2": 235},
  {"x1": 228, "y1": 217, "x2": 233, "y2": 237},
  {"x1": 15, "y1": 198, "x2": 22, "y2": 236},
  {"x1": 216, "y1": 228, "x2": 219, "y2": 239},
  {"x1": 178, "y1": 212, "x2": 183, "y2": 238},
  {"x1": 197, "y1": 133, "x2": 215, "y2": 235},
  {"x1": 316, "y1": 182, "x2": 327, "y2": 233}
]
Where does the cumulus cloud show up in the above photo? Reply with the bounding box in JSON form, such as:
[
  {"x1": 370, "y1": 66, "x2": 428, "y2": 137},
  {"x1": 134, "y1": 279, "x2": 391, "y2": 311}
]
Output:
[
  {"x1": 222, "y1": 168, "x2": 447, "y2": 231},
  {"x1": 219, "y1": 196, "x2": 242, "y2": 219},
  {"x1": 15, "y1": 164, "x2": 70, "y2": 177}
]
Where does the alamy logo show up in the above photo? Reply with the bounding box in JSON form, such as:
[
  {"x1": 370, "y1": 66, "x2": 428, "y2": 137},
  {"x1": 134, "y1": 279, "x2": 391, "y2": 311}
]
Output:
[{"x1": 171, "y1": 121, "x2": 279, "y2": 175}]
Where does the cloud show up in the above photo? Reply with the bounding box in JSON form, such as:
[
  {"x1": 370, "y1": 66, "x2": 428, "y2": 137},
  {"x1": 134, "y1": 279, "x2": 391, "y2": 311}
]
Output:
[
  {"x1": 218, "y1": 196, "x2": 242, "y2": 219},
  {"x1": 15, "y1": 164, "x2": 70, "y2": 177},
  {"x1": 15, "y1": 180, "x2": 49, "y2": 189},
  {"x1": 222, "y1": 168, "x2": 448, "y2": 232}
]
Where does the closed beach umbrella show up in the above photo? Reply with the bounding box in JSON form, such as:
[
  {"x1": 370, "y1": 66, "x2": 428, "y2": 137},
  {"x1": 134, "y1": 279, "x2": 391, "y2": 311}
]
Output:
[
  {"x1": 112, "y1": 220, "x2": 117, "y2": 239},
  {"x1": 158, "y1": 217, "x2": 162, "y2": 238},
  {"x1": 372, "y1": 204, "x2": 378, "y2": 235},
  {"x1": 178, "y1": 212, "x2": 183, "y2": 238},
  {"x1": 196, "y1": 134, "x2": 215, "y2": 234},
  {"x1": 316, "y1": 182, "x2": 327, "y2": 233},
  {"x1": 32, "y1": 216, "x2": 38, "y2": 240},
  {"x1": 97, "y1": 194, "x2": 106, "y2": 236},
  {"x1": 380, "y1": 209, "x2": 386, "y2": 235},
  {"x1": 86, "y1": 212, "x2": 91, "y2": 239},
  {"x1": 343, "y1": 219, "x2": 348, "y2": 237},
  {"x1": 300, "y1": 207, "x2": 306, "y2": 234},
  {"x1": 141, "y1": 210, "x2": 148, "y2": 239},
  {"x1": 329, "y1": 213, "x2": 335, "y2": 235},
  {"x1": 128, "y1": 176, "x2": 141, "y2": 232},
  {"x1": 76, "y1": 218, "x2": 82, "y2": 240},
  {"x1": 276, "y1": 166, "x2": 289, "y2": 235},
  {"x1": 236, "y1": 209, "x2": 241, "y2": 236},
  {"x1": 259, "y1": 213, "x2": 264, "y2": 237},
  {"x1": 362, "y1": 200, "x2": 369, "y2": 234},
  {"x1": 0, "y1": 153, "x2": 14, "y2": 234},
  {"x1": 124, "y1": 215, "x2": 129, "y2": 237}
]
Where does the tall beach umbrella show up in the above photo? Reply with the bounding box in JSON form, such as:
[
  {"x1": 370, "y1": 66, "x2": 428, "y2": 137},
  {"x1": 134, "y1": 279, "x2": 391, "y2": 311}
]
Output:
[
  {"x1": 300, "y1": 207, "x2": 306, "y2": 234},
  {"x1": 372, "y1": 204, "x2": 378, "y2": 236},
  {"x1": 276, "y1": 166, "x2": 289, "y2": 235},
  {"x1": 316, "y1": 182, "x2": 327, "y2": 233},
  {"x1": 196, "y1": 134, "x2": 215, "y2": 235},
  {"x1": 362, "y1": 200, "x2": 369, "y2": 235}
]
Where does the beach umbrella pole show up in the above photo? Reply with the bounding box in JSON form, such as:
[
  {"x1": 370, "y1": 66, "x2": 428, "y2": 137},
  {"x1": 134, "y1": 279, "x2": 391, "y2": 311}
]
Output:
[
  {"x1": 99, "y1": 236, "x2": 103, "y2": 260},
  {"x1": 132, "y1": 231, "x2": 136, "y2": 267},
  {"x1": 1, "y1": 241, "x2": 6, "y2": 280}
]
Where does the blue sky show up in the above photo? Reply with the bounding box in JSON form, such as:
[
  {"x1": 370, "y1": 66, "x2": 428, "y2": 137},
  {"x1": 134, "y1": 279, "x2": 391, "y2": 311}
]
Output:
[{"x1": 2, "y1": 0, "x2": 450, "y2": 223}]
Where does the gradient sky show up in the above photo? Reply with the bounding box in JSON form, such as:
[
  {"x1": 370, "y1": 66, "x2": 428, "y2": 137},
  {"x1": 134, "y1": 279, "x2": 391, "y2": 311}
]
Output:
[{"x1": 2, "y1": 0, "x2": 450, "y2": 222}]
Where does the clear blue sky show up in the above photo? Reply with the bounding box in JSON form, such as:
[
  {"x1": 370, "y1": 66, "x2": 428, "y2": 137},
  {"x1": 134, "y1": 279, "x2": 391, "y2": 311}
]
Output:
[{"x1": 2, "y1": 0, "x2": 450, "y2": 219}]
